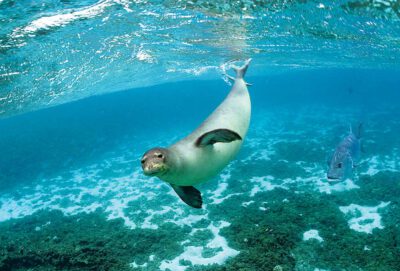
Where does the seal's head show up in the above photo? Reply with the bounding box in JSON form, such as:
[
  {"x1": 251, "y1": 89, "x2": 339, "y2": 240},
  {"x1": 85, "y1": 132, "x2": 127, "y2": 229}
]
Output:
[{"x1": 141, "y1": 147, "x2": 170, "y2": 176}]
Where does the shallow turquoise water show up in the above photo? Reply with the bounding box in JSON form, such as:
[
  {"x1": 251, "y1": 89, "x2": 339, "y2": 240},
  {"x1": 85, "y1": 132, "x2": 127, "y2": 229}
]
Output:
[{"x1": 1, "y1": 1, "x2": 400, "y2": 270}]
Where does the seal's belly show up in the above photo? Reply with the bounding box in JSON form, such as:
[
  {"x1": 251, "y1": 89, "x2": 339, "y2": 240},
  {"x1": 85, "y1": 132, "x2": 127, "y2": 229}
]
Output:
[
  {"x1": 167, "y1": 140, "x2": 243, "y2": 186},
  {"x1": 167, "y1": 112, "x2": 249, "y2": 186},
  {"x1": 162, "y1": 79, "x2": 251, "y2": 186}
]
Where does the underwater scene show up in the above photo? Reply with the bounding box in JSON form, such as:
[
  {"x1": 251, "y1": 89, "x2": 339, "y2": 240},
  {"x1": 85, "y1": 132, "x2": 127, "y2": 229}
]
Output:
[{"x1": 1, "y1": 0, "x2": 400, "y2": 270}]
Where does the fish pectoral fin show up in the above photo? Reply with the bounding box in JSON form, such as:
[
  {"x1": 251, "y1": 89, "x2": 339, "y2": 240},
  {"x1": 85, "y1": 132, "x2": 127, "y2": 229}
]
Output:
[
  {"x1": 170, "y1": 184, "x2": 202, "y2": 209},
  {"x1": 195, "y1": 129, "x2": 242, "y2": 147}
]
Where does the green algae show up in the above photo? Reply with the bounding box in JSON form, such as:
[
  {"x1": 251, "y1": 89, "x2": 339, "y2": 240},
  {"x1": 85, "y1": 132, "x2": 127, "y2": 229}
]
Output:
[
  {"x1": 1, "y1": 173, "x2": 399, "y2": 271},
  {"x1": 198, "y1": 169, "x2": 400, "y2": 271},
  {"x1": 0, "y1": 210, "x2": 188, "y2": 271}
]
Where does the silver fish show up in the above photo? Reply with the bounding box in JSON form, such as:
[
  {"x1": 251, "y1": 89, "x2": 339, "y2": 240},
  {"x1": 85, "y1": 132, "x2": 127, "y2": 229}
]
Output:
[{"x1": 327, "y1": 124, "x2": 362, "y2": 181}]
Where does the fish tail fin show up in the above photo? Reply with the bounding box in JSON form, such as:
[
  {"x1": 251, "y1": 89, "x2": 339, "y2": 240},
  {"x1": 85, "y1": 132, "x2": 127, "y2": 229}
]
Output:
[{"x1": 232, "y1": 58, "x2": 252, "y2": 86}]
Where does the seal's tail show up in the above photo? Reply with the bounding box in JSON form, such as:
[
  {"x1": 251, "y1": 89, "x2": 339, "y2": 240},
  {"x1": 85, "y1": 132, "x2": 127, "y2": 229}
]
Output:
[
  {"x1": 233, "y1": 58, "x2": 251, "y2": 79},
  {"x1": 224, "y1": 58, "x2": 252, "y2": 86}
]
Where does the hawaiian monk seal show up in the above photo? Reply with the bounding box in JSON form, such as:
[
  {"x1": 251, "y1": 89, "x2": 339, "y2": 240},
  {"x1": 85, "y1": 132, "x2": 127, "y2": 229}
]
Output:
[{"x1": 141, "y1": 59, "x2": 252, "y2": 208}]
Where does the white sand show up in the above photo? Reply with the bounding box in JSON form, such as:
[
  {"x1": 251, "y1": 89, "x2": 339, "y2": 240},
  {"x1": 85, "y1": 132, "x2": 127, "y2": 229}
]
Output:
[
  {"x1": 303, "y1": 229, "x2": 324, "y2": 242},
  {"x1": 159, "y1": 221, "x2": 239, "y2": 271},
  {"x1": 249, "y1": 175, "x2": 284, "y2": 197},
  {"x1": 339, "y1": 202, "x2": 390, "y2": 234}
]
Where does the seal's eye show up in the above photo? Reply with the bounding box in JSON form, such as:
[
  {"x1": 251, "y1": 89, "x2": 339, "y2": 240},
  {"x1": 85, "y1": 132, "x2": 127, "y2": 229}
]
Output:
[
  {"x1": 157, "y1": 154, "x2": 163, "y2": 158},
  {"x1": 337, "y1": 163, "x2": 342, "y2": 168},
  {"x1": 141, "y1": 159, "x2": 146, "y2": 164}
]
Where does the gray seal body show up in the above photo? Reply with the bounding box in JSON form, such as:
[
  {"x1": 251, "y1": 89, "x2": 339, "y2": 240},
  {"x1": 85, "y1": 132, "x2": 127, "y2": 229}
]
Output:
[{"x1": 141, "y1": 59, "x2": 252, "y2": 208}]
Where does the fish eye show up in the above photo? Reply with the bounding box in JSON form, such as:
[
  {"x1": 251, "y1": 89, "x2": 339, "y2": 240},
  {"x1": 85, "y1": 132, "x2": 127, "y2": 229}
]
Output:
[{"x1": 337, "y1": 163, "x2": 342, "y2": 168}]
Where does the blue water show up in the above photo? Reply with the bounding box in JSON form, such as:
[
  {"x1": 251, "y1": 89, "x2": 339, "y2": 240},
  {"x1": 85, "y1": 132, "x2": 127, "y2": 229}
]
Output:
[{"x1": 1, "y1": 1, "x2": 400, "y2": 270}]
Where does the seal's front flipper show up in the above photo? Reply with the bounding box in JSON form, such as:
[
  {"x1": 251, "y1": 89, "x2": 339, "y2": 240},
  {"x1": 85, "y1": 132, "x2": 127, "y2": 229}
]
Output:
[
  {"x1": 195, "y1": 129, "x2": 242, "y2": 147},
  {"x1": 170, "y1": 184, "x2": 202, "y2": 208}
]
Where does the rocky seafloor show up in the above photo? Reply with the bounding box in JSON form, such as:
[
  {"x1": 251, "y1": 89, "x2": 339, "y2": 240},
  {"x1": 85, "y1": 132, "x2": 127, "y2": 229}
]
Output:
[{"x1": 1, "y1": 107, "x2": 399, "y2": 271}]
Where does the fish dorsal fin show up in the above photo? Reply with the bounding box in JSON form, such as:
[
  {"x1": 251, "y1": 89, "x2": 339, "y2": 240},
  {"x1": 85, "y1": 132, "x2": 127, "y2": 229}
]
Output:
[
  {"x1": 195, "y1": 129, "x2": 242, "y2": 147},
  {"x1": 170, "y1": 184, "x2": 202, "y2": 208}
]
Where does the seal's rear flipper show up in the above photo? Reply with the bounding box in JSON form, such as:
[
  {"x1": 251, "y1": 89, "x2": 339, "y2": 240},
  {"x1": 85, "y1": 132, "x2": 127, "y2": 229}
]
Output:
[
  {"x1": 195, "y1": 129, "x2": 242, "y2": 147},
  {"x1": 171, "y1": 184, "x2": 202, "y2": 208},
  {"x1": 233, "y1": 58, "x2": 251, "y2": 79},
  {"x1": 224, "y1": 58, "x2": 252, "y2": 86}
]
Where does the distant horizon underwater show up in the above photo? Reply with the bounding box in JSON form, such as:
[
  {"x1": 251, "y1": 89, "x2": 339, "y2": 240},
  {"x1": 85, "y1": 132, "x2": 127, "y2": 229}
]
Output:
[{"x1": 1, "y1": 1, "x2": 400, "y2": 271}]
